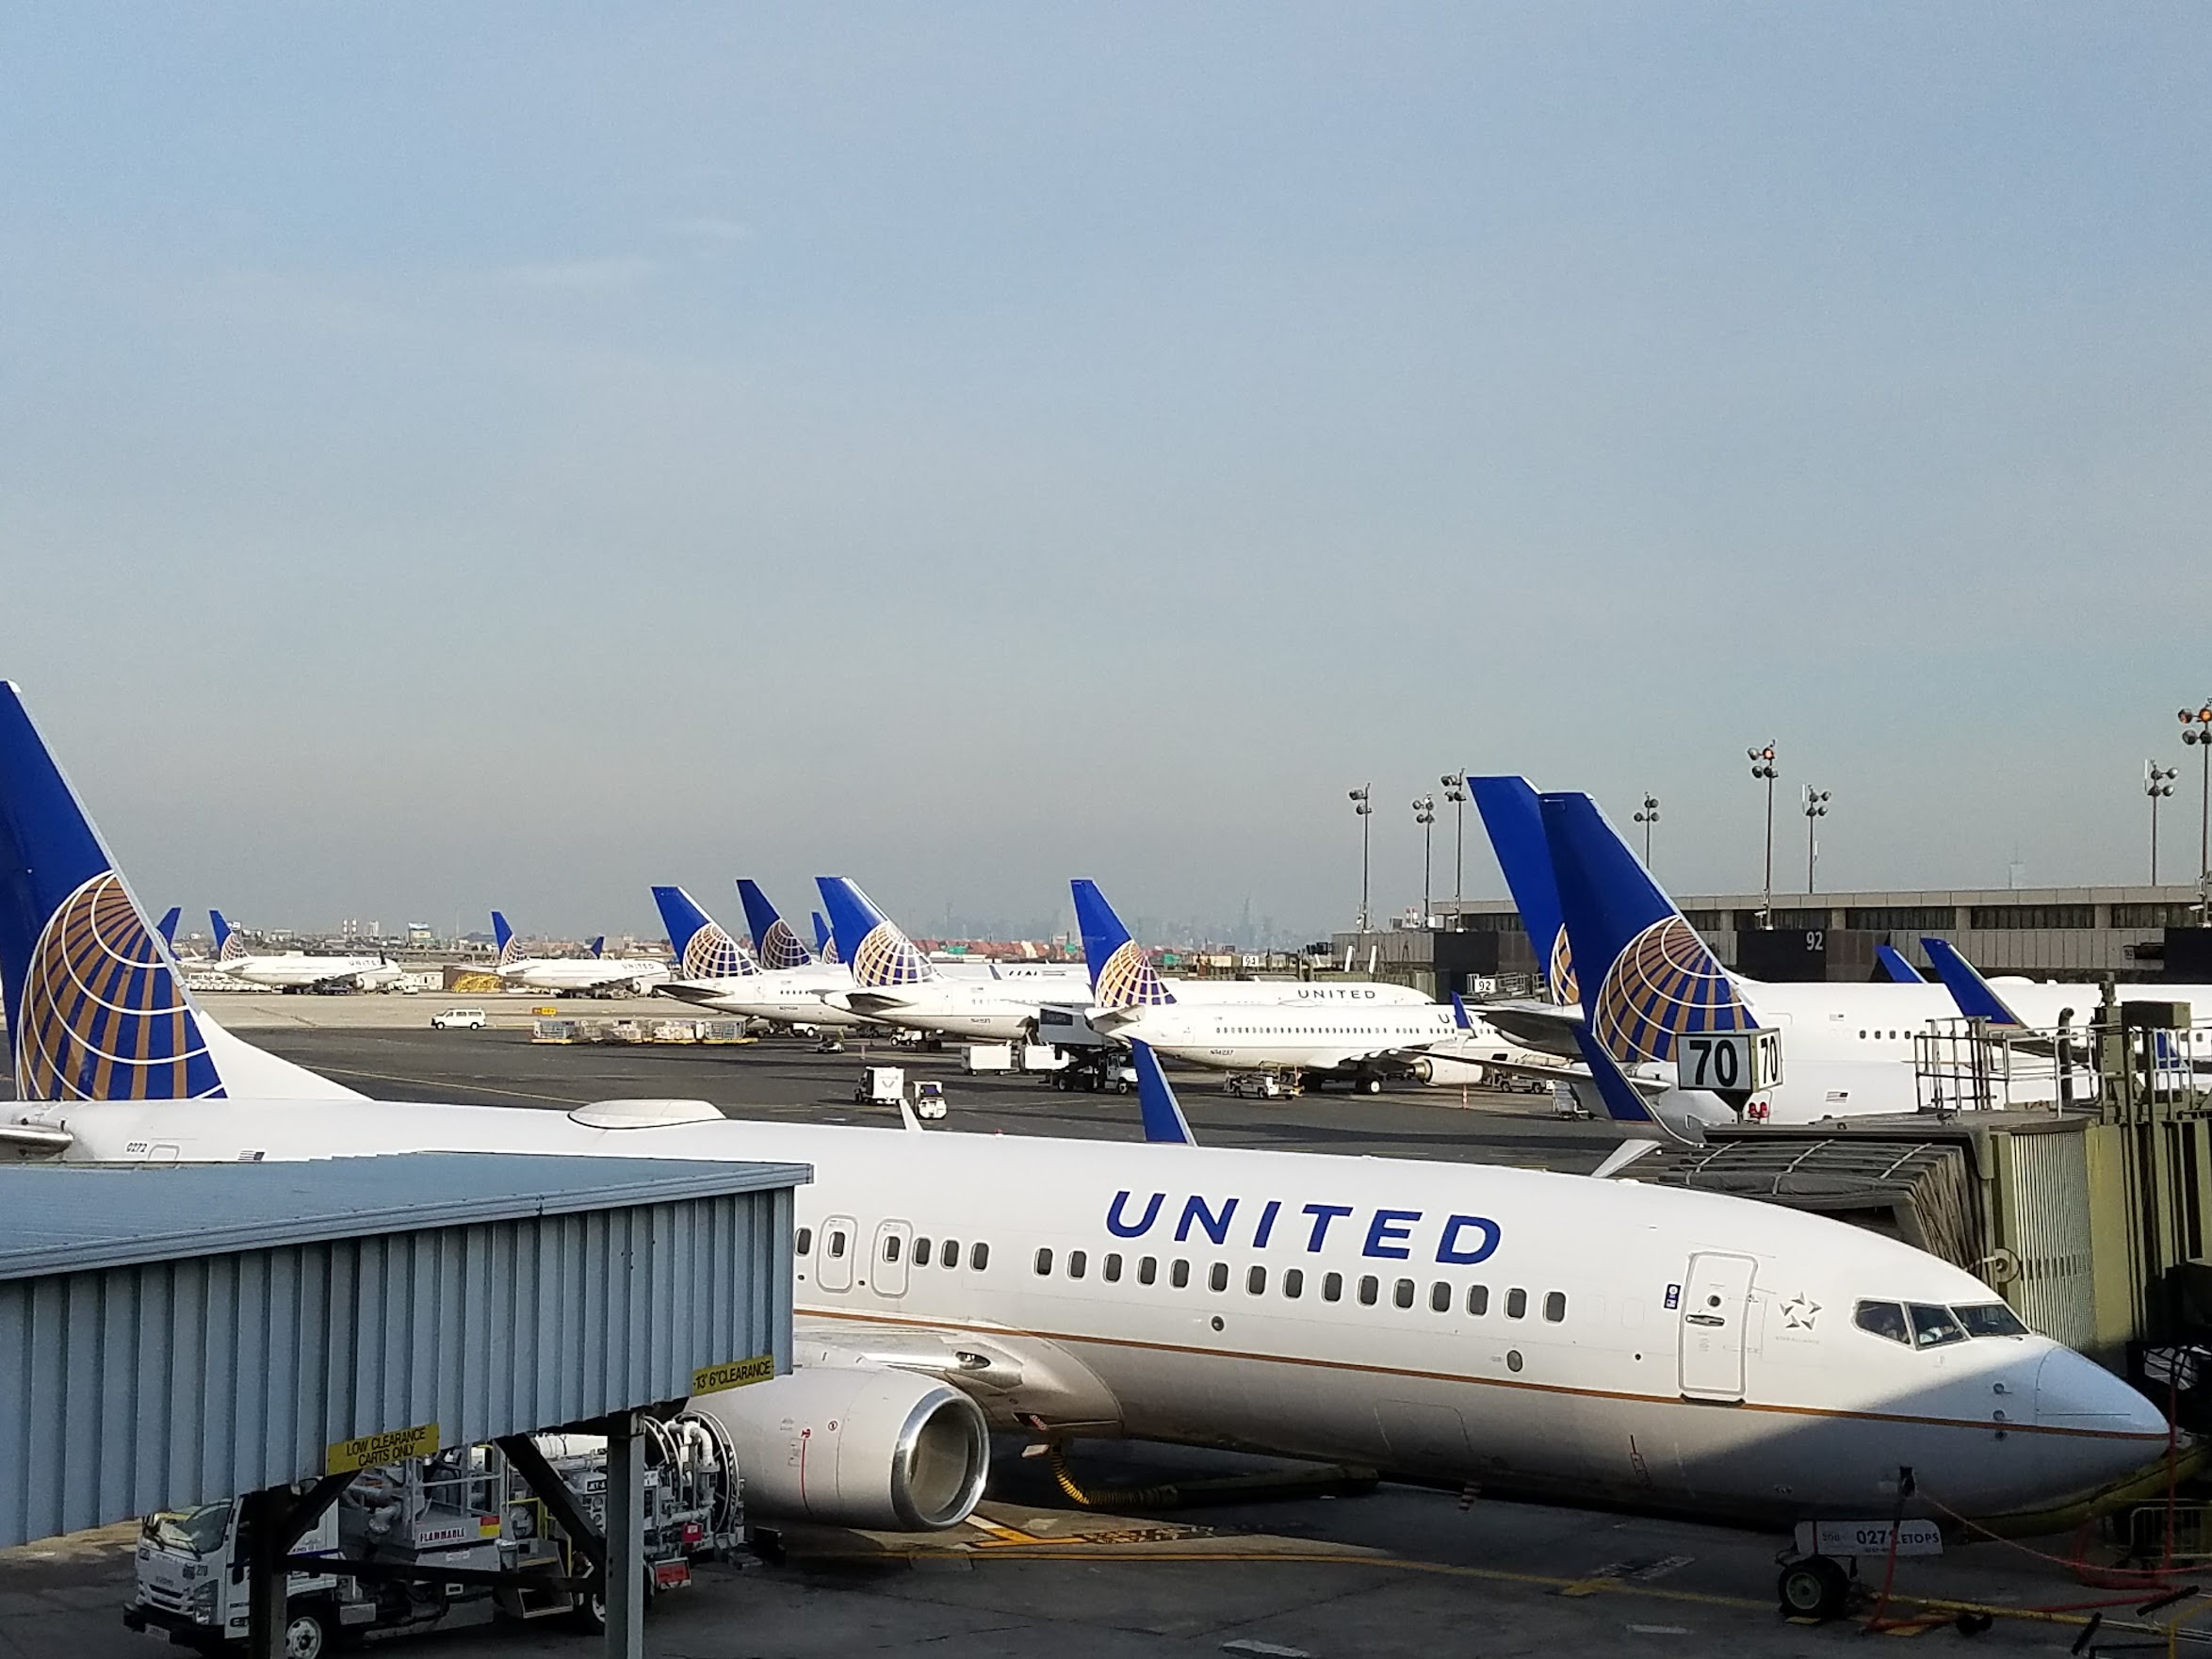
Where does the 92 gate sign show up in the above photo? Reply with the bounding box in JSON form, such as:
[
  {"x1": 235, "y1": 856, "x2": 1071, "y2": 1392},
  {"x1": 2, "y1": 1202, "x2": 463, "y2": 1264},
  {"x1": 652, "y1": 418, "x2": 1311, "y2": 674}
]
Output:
[{"x1": 1675, "y1": 1028, "x2": 1781, "y2": 1094}]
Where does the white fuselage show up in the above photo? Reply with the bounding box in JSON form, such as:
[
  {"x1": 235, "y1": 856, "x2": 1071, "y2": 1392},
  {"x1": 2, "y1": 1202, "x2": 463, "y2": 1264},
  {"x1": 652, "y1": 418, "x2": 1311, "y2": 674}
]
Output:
[
  {"x1": 10, "y1": 1095, "x2": 2165, "y2": 1527},
  {"x1": 497, "y1": 957, "x2": 672, "y2": 994},
  {"x1": 1110, "y1": 1000, "x2": 1460, "y2": 1074},
  {"x1": 832, "y1": 976, "x2": 1076, "y2": 1044},
  {"x1": 217, "y1": 954, "x2": 399, "y2": 991},
  {"x1": 662, "y1": 966, "x2": 881, "y2": 1030}
]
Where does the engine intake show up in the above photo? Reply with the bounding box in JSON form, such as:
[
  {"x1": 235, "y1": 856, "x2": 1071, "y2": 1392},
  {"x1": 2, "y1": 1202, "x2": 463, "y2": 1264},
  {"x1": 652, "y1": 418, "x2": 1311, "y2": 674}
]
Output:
[{"x1": 690, "y1": 1366, "x2": 989, "y2": 1531}]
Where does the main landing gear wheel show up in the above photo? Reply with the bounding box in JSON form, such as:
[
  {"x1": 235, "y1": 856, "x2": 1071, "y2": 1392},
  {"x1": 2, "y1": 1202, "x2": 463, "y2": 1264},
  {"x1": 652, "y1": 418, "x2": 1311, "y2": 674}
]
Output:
[
  {"x1": 1776, "y1": 1555, "x2": 1850, "y2": 1622},
  {"x1": 1359, "y1": 1076, "x2": 1382, "y2": 1096}
]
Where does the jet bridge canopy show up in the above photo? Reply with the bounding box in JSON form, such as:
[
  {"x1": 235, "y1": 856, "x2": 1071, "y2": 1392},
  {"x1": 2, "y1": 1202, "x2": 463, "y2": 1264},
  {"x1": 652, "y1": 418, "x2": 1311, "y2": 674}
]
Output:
[{"x1": 0, "y1": 1151, "x2": 805, "y2": 1551}]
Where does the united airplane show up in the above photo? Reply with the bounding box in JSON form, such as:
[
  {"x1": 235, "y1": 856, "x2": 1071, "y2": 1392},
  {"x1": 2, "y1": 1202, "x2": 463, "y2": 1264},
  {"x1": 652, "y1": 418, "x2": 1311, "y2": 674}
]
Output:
[
  {"x1": 652, "y1": 885, "x2": 880, "y2": 1032},
  {"x1": 490, "y1": 910, "x2": 670, "y2": 995},
  {"x1": 1075, "y1": 880, "x2": 1455, "y2": 1092},
  {"x1": 1472, "y1": 779, "x2": 2139, "y2": 1139},
  {"x1": 816, "y1": 877, "x2": 1084, "y2": 1041},
  {"x1": 207, "y1": 910, "x2": 401, "y2": 992},
  {"x1": 0, "y1": 681, "x2": 2172, "y2": 1607}
]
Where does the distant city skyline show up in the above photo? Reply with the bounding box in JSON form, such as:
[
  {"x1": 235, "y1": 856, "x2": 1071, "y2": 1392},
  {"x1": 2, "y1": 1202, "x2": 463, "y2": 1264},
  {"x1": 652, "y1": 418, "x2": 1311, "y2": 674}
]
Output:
[{"x1": 4, "y1": 7, "x2": 2206, "y2": 938}]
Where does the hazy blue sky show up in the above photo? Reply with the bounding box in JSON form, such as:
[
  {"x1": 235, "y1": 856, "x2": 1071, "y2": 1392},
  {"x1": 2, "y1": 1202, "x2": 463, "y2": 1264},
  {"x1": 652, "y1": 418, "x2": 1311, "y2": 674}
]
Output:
[{"x1": 2, "y1": 6, "x2": 2207, "y2": 940}]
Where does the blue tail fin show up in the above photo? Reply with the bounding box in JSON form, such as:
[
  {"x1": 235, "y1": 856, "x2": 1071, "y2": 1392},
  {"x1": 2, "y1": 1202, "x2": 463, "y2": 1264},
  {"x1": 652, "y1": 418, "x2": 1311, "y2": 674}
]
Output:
[
  {"x1": 738, "y1": 880, "x2": 814, "y2": 970},
  {"x1": 587, "y1": 935, "x2": 606, "y2": 960},
  {"x1": 652, "y1": 886, "x2": 756, "y2": 979},
  {"x1": 1070, "y1": 880, "x2": 1176, "y2": 1010},
  {"x1": 492, "y1": 911, "x2": 526, "y2": 968},
  {"x1": 1471, "y1": 776, "x2": 1575, "y2": 1003},
  {"x1": 1540, "y1": 791, "x2": 1754, "y2": 1090},
  {"x1": 1449, "y1": 991, "x2": 1472, "y2": 1031},
  {"x1": 155, "y1": 906, "x2": 181, "y2": 948},
  {"x1": 210, "y1": 907, "x2": 246, "y2": 961},
  {"x1": 816, "y1": 877, "x2": 933, "y2": 988},
  {"x1": 1875, "y1": 944, "x2": 1926, "y2": 984},
  {"x1": 1130, "y1": 1041, "x2": 1196, "y2": 1145},
  {"x1": 812, "y1": 911, "x2": 838, "y2": 965},
  {"x1": 0, "y1": 682, "x2": 226, "y2": 1099},
  {"x1": 1920, "y1": 937, "x2": 2019, "y2": 1026}
]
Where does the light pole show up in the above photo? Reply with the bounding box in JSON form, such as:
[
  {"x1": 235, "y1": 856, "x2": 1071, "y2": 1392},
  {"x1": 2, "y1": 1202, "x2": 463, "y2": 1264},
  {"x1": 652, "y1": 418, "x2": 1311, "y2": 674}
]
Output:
[
  {"x1": 1633, "y1": 793, "x2": 1661, "y2": 868},
  {"x1": 1748, "y1": 744, "x2": 1779, "y2": 925},
  {"x1": 2147, "y1": 761, "x2": 2178, "y2": 883},
  {"x1": 1413, "y1": 795, "x2": 1437, "y2": 925},
  {"x1": 1348, "y1": 787, "x2": 1373, "y2": 935},
  {"x1": 2181, "y1": 706, "x2": 2212, "y2": 899},
  {"x1": 1801, "y1": 786, "x2": 1830, "y2": 892},
  {"x1": 1440, "y1": 773, "x2": 1468, "y2": 911}
]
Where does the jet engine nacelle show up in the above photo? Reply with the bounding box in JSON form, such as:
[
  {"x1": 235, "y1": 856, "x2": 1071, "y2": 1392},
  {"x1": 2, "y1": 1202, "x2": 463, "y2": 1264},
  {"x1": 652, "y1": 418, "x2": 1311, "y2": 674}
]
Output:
[{"x1": 688, "y1": 1367, "x2": 990, "y2": 1531}]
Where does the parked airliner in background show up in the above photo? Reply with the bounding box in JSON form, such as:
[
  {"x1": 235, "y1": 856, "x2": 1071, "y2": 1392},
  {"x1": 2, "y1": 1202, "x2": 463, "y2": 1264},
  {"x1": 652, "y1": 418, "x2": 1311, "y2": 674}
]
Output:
[
  {"x1": 1074, "y1": 881, "x2": 1456, "y2": 1092},
  {"x1": 491, "y1": 911, "x2": 670, "y2": 995},
  {"x1": 1467, "y1": 779, "x2": 2106, "y2": 1142},
  {"x1": 0, "y1": 677, "x2": 2170, "y2": 1614},
  {"x1": 652, "y1": 886, "x2": 881, "y2": 1032},
  {"x1": 207, "y1": 910, "x2": 400, "y2": 992},
  {"x1": 817, "y1": 877, "x2": 1084, "y2": 1041}
]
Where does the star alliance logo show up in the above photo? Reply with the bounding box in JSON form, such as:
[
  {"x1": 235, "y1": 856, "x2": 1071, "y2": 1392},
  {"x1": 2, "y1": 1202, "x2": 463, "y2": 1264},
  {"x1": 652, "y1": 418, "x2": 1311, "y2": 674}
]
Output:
[{"x1": 1780, "y1": 1293, "x2": 1821, "y2": 1331}]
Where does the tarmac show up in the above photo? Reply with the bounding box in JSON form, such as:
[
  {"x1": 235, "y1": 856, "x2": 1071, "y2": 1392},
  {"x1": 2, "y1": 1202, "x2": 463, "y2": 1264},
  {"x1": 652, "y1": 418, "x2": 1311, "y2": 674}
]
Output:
[{"x1": 5, "y1": 1000, "x2": 2201, "y2": 1653}]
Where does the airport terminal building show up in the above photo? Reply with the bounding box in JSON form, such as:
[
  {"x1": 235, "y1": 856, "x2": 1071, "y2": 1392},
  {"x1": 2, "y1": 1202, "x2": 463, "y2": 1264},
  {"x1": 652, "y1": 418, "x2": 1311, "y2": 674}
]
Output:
[{"x1": 1337, "y1": 884, "x2": 2212, "y2": 999}]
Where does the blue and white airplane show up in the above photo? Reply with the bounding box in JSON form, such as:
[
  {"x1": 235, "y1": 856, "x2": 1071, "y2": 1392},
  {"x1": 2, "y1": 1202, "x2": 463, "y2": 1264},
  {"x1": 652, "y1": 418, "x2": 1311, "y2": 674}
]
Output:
[
  {"x1": 652, "y1": 886, "x2": 880, "y2": 1032},
  {"x1": 1074, "y1": 879, "x2": 1454, "y2": 1092},
  {"x1": 206, "y1": 909, "x2": 400, "y2": 992},
  {"x1": 490, "y1": 910, "x2": 669, "y2": 995},
  {"x1": 816, "y1": 877, "x2": 1086, "y2": 1041},
  {"x1": 0, "y1": 681, "x2": 2171, "y2": 1571}
]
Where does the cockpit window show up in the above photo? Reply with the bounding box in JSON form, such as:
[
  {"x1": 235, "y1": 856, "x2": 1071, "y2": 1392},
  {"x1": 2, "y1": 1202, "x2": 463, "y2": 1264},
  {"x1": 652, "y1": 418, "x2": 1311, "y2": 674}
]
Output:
[
  {"x1": 1854, "y1": 1300, "x2": 1911, "y2": 1344},
  {"x1": 1908, "y1": 1303, "x2": 1968, "y2": 1348},
  {"x1": 1954, "y1": 1302, "x2": 2027, "y2": 1339}
]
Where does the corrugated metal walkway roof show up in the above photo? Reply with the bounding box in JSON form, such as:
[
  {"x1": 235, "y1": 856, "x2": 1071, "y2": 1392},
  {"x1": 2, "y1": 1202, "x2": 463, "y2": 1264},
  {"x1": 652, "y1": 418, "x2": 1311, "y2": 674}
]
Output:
[{"x1": 0, "y1": 1152, "x2": 810, "y2": 1278}]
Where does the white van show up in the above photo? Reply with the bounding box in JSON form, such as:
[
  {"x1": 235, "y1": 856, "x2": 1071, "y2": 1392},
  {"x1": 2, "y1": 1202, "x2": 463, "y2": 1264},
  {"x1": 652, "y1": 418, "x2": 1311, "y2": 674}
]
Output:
[{"x1": 430, "y1": 1007, "x2": 488, "y2": 1030}]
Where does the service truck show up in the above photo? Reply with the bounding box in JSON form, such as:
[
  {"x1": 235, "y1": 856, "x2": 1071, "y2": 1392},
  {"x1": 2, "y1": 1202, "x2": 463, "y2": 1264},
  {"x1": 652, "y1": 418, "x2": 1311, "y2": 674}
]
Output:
[{"x1": 125, "y1": 1412, "x2": 741, "y2": 1655}]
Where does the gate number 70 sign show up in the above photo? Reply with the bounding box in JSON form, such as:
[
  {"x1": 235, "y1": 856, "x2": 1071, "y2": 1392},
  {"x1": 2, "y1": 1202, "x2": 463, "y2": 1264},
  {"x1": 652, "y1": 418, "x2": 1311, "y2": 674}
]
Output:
[{"x1": 1674, "y1": 1029, "x2": 1782, "y2": 1094}]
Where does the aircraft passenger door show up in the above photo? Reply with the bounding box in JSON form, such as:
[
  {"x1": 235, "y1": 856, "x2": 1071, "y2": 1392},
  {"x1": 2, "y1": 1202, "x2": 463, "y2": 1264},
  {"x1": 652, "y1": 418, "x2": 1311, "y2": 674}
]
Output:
[
  {"x1": 817, "y1": 1215, "x2": 857, "y2": 1293},
  {"x1": 871, "y1": 1220, "x2": 913, "y2": 1298},
  {"x1": 1678, "y1": 1252, "x2": 1757, "y2": 1403}
]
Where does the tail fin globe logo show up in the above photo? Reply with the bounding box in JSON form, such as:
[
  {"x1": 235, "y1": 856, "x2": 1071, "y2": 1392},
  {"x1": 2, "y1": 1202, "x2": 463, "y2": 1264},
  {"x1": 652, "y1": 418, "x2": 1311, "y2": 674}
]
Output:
[
  {"x1": 681, "y1": 921, "x2": 753, "y2": 980},
  {"x1": 1591, "y1": 916, "x2": 1750, "y2": 1066},
  {"x1": 852, "y1": 922, "x2": 930, "y2": 987},
  {"x1": 1547, "y1": 927, "x2": 1578, "y2": 1005},
  {"x1": 756, "y1": 919, "x2": 812, "y2": 971},
  {"x1": 1093, "y1": 939, "x2": 1174, "y2": 1011},
  {"x1": 19, "y1": 873, "x2": 222, "y2": 1100}
]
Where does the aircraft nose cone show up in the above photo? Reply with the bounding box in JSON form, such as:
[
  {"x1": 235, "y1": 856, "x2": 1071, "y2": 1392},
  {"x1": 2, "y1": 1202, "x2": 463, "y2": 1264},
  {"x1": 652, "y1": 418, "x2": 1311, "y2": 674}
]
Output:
[{"x1": 2035, "y1": 1347, "x2": 2170, "y2": 1439}]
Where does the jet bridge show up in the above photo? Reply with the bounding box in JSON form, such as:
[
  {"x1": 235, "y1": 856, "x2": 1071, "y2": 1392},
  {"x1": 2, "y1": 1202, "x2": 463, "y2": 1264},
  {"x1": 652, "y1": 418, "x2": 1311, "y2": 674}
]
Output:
[{"x1": 0, "y1": 1151, "x2": 802, "y2": 1659}]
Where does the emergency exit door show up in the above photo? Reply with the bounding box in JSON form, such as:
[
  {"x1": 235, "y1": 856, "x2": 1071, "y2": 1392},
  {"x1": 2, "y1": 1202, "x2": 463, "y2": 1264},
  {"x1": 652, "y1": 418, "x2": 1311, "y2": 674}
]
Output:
[{"x1": 1678, "y1": 1252, "x2": 1757, "y2": 1403}]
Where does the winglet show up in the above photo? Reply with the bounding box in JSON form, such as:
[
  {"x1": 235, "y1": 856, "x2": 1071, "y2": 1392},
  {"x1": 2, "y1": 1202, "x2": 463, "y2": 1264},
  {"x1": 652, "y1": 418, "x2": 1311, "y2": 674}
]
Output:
[
  {"x1": 652, "y1": 886, "x2": 756, "y2": 979},
  {"x1": 1875, "y1": 944, "x2": 1926, "y2": 984},
  {"x1": 1071, "y1": 879, "x2": 1175, "y2": 1009},
  {"x1": 1921, "y1": 937, "x2": 2020, "y2": 1026},
  {"x1": 738, "y1": 879, "x2": 815, "y2": 970},
  {"x1": 1130, "y1": 1041, "x2": 1196, "y2": 1145},
  {"x1": 155, "y1": 906, "x2": 181, "y2": 948}
]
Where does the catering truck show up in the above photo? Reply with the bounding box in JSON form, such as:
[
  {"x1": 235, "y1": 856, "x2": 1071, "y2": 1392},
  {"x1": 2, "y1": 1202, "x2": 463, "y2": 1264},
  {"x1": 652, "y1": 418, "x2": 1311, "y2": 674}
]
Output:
[{"x1": 125, "y1": 1413, "x2": 742, "y2": 1655}]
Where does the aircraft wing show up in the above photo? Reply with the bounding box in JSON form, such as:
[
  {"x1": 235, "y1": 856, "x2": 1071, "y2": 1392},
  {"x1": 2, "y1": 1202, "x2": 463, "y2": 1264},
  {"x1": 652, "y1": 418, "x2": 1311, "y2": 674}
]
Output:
[
  {"x1": 791, "y1": 1318, "x2": 1123, "y2": 1430},
  {"x1": 1468, "y1": 999, "x2": 1585, "y2": 1059}
]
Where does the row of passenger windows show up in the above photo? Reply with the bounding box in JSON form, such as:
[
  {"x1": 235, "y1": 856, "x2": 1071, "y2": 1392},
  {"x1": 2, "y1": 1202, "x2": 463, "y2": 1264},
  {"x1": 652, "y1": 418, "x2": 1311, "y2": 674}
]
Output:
[
  {"x1": 1213, "y1": 1024, "x2": 1416, "y2": 1035},
  {"x1": 1032, "y1": 1246, "x2": 1567, "y2": 1322},
  {"x1": 795, "y1": 1227, "x2": 992, "y2": 1273},
  {"x1": 1853, "y1": 1298, "x2": 2026, "y2": 1349}
]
